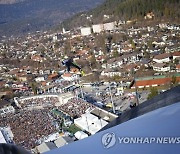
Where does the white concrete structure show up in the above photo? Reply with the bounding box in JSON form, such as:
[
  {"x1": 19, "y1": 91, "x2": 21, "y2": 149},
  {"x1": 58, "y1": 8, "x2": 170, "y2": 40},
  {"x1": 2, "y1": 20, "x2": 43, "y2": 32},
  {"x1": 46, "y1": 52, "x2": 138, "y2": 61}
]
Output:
[
  {"x1": 19, "y1": 94, "x2": 60, "y2": 108},
  {"x1": 103, "y1": 22, "x2": 115, "y2": 31},
  {"x1": 74, "y1": 131, "x2": 88, "y2": 140},
  {"x1": 58, "y1": 93, "x2": 74, "y2": 106},
  {"x1": 0, "y1": 130, "x2": 6, "y2": 143},
  {"x1": 19, "y1": 93, "x2": 74, "y2": 107},
  {"x1": 92, "y1": 24, "x2": 104, "y2": 33},
  {"x1": 80, "y1": 27, "x2": 91, "y2": 36},
  {"x1": 74, "y1": 113, "x2": 108, "y2": 135},
  {"x1": 0, "y1": 127, "x2": 14, "y2": 144}
]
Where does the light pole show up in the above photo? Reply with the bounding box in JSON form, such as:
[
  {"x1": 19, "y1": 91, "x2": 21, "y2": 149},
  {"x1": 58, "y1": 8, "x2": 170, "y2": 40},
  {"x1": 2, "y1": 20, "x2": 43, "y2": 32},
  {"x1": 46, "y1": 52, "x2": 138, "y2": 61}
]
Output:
[
  {"x1": 76, "y1": 75, "x2": 84, "y2": 99},
  {"x1": 109, "y1": 84, "x2": 115, "y2": 113},
  {"x1": 132, "y1": 69, "x2": 139, "y2": 106}
]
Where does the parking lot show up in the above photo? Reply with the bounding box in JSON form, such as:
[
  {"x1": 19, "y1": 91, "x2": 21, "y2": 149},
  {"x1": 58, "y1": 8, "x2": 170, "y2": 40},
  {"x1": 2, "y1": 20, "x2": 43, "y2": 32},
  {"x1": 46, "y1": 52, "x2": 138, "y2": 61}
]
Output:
[{"x1": 81, "y1": 82, "x2": 149, "y2": 114}]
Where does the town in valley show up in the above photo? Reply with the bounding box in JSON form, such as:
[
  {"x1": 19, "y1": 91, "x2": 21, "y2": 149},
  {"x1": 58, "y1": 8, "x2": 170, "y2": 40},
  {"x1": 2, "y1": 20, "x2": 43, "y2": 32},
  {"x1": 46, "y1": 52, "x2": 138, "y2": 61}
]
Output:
[{"x1": 0, "y1": 5, "x2": 180, "y2": 153}]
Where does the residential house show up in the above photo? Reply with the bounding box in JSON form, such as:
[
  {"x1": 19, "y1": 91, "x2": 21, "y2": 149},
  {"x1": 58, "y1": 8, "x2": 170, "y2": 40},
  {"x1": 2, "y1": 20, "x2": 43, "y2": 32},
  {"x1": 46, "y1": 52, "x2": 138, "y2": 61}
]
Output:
[
  {"x1": 15, "y1": 72, "x2": 27, "y2": 81},
  {"x1": 121, "y1": 53, "x2": 142, "y2": 64},
  {"x1": 121, "y1": 47, "x2": 132, "y2": 53},
  {"x1": 124, "y1": 63, "x2": 139, "y2": 72},
  {"x1": 106, "y1": 58, "x2": 118, "y2": 69},
  {"x1": 94, "y1": 55, "x2": 102, "y2": 62},
  {"x1": 102, "y1": 63, "x2": 107, "y2": 69},
  {"x1": 18, "y1": 75, "x2": 28, "y2": 82},
  {"x1": 62, "y1": 73, "x2": 78, "y2": 81},
  {"x1": 176, "y1": 64, "x2": 180, "y2": 72},
  {"x1": 153, "y1": 53, "x2": 171, "y2": 63},
  {"x1": 101, "y1": 69, "x2": 121, "y2": 77},
  {"x1": 48, "y1": 73, "x2": 59, "y2": 80},
  {"x1": 31, "y1": 55, "x2": 43, "y2": 62},
  {"x1": 35, "y1": 76, "x2": 45, "y2": 82},
  {"x1": 173, "y1": 51, "x2": 180, "y2": 60},
  {"x1": 153, "y1": 63, "x2": 170, "y2": 72}
]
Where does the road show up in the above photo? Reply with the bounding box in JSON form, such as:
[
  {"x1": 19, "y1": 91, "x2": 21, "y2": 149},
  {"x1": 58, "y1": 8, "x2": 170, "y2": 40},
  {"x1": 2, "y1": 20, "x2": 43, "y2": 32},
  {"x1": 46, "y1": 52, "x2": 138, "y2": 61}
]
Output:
[{"x1": 81, "y1": 84, "x2": 149, "y2": 113}]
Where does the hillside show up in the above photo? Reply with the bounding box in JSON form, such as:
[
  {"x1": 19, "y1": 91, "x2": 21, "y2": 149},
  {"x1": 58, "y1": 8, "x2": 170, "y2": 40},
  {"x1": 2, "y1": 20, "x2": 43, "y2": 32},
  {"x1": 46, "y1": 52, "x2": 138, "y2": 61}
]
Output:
[
  {"x1": 0, "y1": 0, "x2": 104, "y2": 37},
  {"x1": 61, "y1": 0, "x2": 180, "y2": 29}
]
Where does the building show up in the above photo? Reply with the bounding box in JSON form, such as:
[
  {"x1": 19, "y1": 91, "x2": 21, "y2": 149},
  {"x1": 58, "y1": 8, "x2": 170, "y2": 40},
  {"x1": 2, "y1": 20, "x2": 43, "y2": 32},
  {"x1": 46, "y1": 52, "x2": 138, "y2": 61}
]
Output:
[
  {"x1": 0, "y1": 127, "x2": 14, "y2": 144},
  {"x1": 74, "y1": 131, "x2": 88, "y2": 140},
  {"x1": 74, "y1": 113, "x2": 108, "y2": 135},
  {"x1": 153, "y1": 63, "x2": 170, "y2": 72},
  {"x1": 92, "y1": 24, "x2": 104, "y2": 33},
  {"x1": 36, "y1": 142, "x2": 57, "y2": 153},
  {"x1": 144, "y1": 12, "x2": 155, "y2": 19},
  {"x1": 153, "y1": 53, "x2": 171, "y2": 63},
  {"x1": 0, "y1": 130, "x2": 6, "y2": 143},
  {"x1": 35, "y1": 76, "x2": 45, "y2": 82},
  {"x1": 90, "y1": 108, "x2": 117, "y2": 122},
  {"x1": 48, "y1": 73, "x2": 59, "y2": 80},
  {"x1": 101, "y1": 70, "x2": 121, "y2": 77},
  {"x1": 173, "y1": 51, "x2": 180, "y2": 60},
  {"x1": 176, "y1": 64, "x2": 180, "y2": 72},
  {"x1": 54, "y1": 136, "x2": 74, "y2": 148},
  {"x1": 80, "y1": 27, "x2": 91, "y2": 36},
  {"x1": 18, "y1": 75, "x2": 28, "y2": 82},
  {"x1": 62, "y1": 73, "x2": 78, "y2": 81},
  {"x1": 103, "y1": 22, "x2": 115, "y2": 31},
  {"x1": 45, "y1": 86, "x2": 180, "y2": 154},
  {"x1": 132, "y1": 77, "x2": 180, "y2": 89}
]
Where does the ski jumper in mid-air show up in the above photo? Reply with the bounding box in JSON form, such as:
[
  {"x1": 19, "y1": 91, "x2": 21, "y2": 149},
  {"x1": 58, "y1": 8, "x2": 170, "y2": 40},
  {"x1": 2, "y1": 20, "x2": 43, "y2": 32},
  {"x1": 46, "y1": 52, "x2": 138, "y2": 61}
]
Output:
[{"x1": 62, "y1": 57, "x2": 85, "y2": 76}]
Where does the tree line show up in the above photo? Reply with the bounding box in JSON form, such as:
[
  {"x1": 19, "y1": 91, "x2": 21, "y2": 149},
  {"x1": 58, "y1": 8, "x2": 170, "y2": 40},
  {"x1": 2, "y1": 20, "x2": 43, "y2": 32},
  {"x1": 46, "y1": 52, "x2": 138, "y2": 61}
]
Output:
[{"x1": 61, "y1": 0, "x2": 180, "y2": 29}]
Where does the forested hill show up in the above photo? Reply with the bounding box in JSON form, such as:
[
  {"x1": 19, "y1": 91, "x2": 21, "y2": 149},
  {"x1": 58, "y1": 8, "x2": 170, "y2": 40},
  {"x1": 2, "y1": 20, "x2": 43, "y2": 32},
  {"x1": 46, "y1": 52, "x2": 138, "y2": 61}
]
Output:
[
  {"x1": 0, "y1": 0, "x2": 104, "y2": 37},
  {"x1": 61, "y1": 0, "x2": 180, "y2": 29}
]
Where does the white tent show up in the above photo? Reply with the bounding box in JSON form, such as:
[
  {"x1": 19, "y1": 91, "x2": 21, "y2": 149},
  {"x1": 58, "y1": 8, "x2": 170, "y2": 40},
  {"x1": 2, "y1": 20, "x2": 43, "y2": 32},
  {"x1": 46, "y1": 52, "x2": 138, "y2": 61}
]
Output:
[
  {"x1": 74, "y1": 131, "x2": 88, "y2": 140},
  {"x1": 74, "y1": 113, "x2": 108, "y2": 135}
]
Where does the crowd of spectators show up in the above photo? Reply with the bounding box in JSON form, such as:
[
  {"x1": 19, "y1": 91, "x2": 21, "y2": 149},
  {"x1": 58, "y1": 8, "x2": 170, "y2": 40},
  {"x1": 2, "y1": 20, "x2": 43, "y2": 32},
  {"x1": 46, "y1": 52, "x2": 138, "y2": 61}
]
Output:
[
  {"x1": 0, "y1": 89, "x2": 95, "y2": 150},
  {"x1": 19, "y1": 96, "x2": 59, "y2": 109},
  {"x1": 58, "y1": 98, "x2": 95, "y2": 118},
  {"x1": 0, "y1": 108, "x2": 56, "y2": 150}
]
